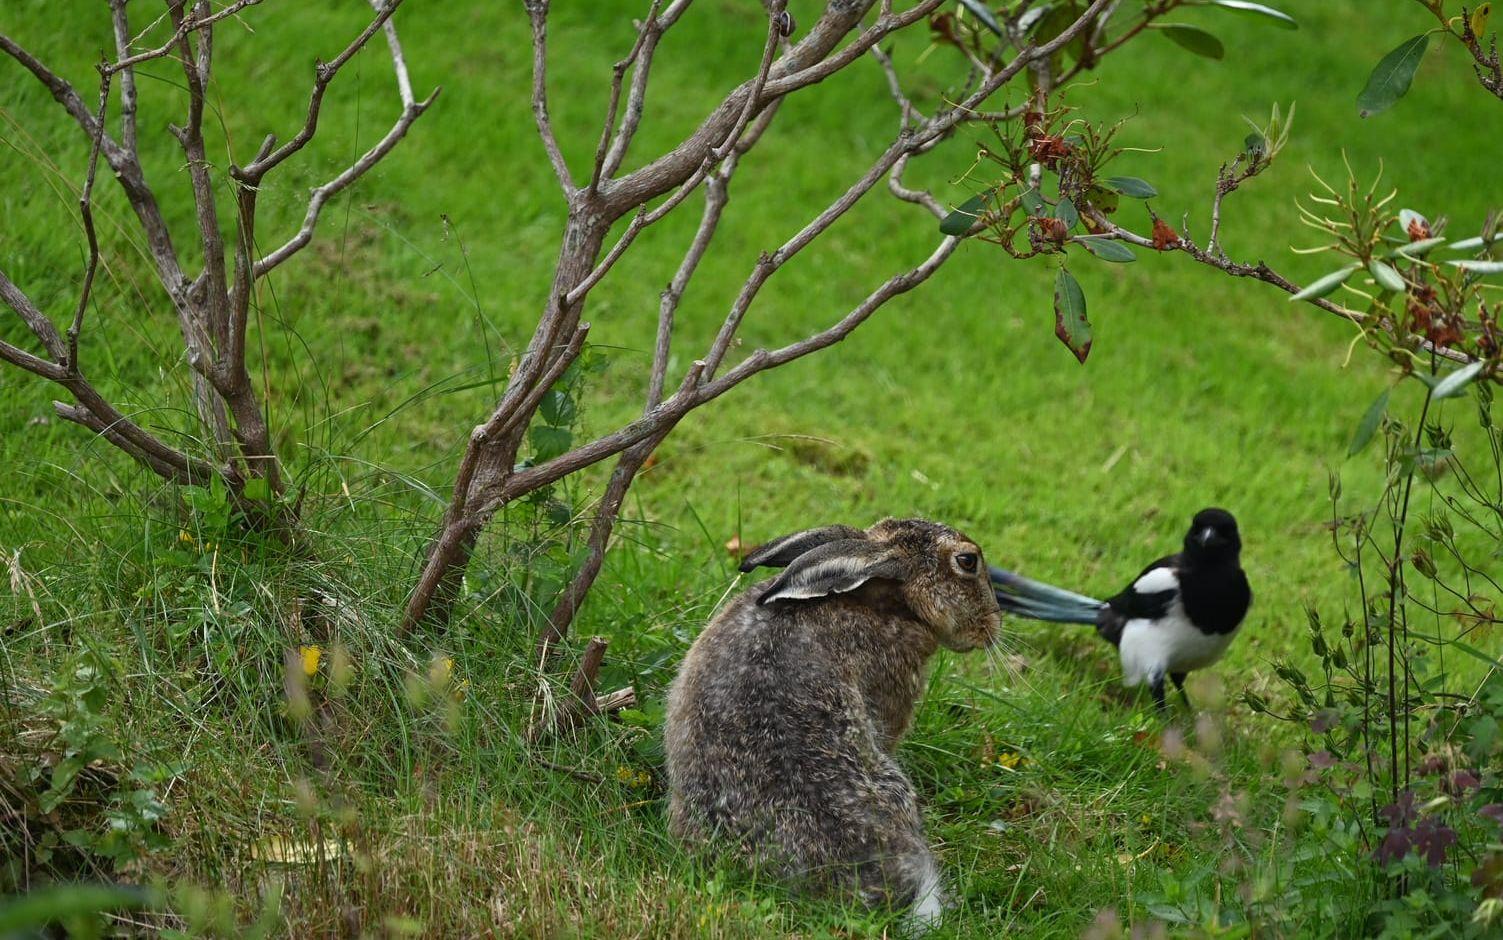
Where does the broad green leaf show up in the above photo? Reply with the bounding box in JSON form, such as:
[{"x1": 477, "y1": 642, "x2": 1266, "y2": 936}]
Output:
[
  {"x1": 956, "y1": 0, "x2": 1004, "y2": 36},
  {"x1": 1076, "y1": 236, "x2": 1137, "y2": 263},
  {"x1": 1349, "y1": 388, "x2": 1390, "y2": 456},
  {"x1": 1290, "y1": 265, "x2": 1358, "y2": 302},
  {"x1": 1244, "y1": 132, "x2": 1267, "y2": 160},
  {"x1": 242, "y1": 477, "x2": 271, "y2": 503},
  {"x1": 1472, "y1": 2, "x2": 1492, "y2": 39},
  {"x1": 530, "y1": 426, "x2": 573, "y2": 462},
  {"x1": 940, "y1": 191, "x2": 990, "y2": 236},
  {"x1": 1455, "y1": 639, "x2": 1503, "y2": 669},
  {"x1": 1357, "y1": 34, "x2": 1430, "y2": 118},
  {"x1": 0, "y1": 885, "x2": 155, "y2": 933},
  {"x1": 1056, "y1": 197, "x2": 1079, "y2": 230},
  {"x1": 1449, "y1": 259, "x2": 1503, "y2": 274},
  {"x1": 1155, "y1": 23, "x2": 1225, "y2": 59},
  {"x1": 540, "y1": 389, "x2": 576, "y2": 426},
  {"x1": 1207, "y1": 0, "x2": 1297, "y2": 30},
  {"x1": 1104, "y1": 176, "x2": 1158, "y2": 199},
  {"x1": 1020, "y1": 187, "x2": 1047, "y2": 216},
  {"x1": 1447, "y1": 232, "x2": 1502, "y2": 251},
  {"x1": 1053, "y1": 268, "x2": 1092, "y2": 364},
  {"x1": 1368, "y1": 259, "x2": 1405, "y2": 292},
  {"x1": 1391, "y1": 237, "x2": 1447, "y2": 258},
  {"x1": 1433, "y1": 361, "x2": 1485, "y2": 399}
]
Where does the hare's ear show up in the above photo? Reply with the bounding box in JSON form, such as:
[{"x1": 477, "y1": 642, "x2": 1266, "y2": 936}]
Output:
[
  {"x1": 738, "y1": 524, "x2": 867, "y2": 573},
  {"x1": 758, "y1": 539, "x2": 910, "y2": 605}
]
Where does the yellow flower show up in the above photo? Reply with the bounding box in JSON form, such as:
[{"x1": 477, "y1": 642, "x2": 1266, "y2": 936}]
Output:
[
  {"x1": 616, "y1": 765, "x2": 636, "y2": 784},
  {"x1": 300, "y1": 645, "x2": 321, "y2": 677},
  {"x1": 1139, "y1": 813, "x2": 1153, "y2": 826},
  {"x1": 178, "y1": 530, "x2": 194, "y2": 544},
  {"x1": 998, "y1": 752, "x2": 1022, "y2": 769}
]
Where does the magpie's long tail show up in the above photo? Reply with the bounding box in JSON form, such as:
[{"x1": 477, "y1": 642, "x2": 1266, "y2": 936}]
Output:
[{"x1": 989, "y1": 565, "x2": 1106, "y2": 625}]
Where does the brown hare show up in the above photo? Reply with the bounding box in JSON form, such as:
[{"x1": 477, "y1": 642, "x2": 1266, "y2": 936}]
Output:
[{"x1": 664, "y1": 518, "x2": 1002, "y2": 930}]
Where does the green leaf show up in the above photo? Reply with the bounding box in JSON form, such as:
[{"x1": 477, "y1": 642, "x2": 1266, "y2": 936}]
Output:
[
  {"x1": 1244, "y1": 132, "x2": 1267, "y2": 160},
  {"x1": 1207, "y1": 0, "x2": 1298, "y2": 30},
  {"x1": 1447, "y1": 232, "x2": 1503, "y2": 251},
  {"x1": 940, "y1": 191, "x2": 990, "y2": 236},
  {"x1": 0, "y1": 885, "x2": 155, "y2": 934},
  {"x1": 1368, "y1": 259, "x2": 1405, "y2": 292},
  {"x1": 1290, "y1": 265, "x2": 1358, "y2": 302},
  {"x1": 1454, "y1": 639, "x2": 1503, "y2": 670},
  {"x1": 242, "y1": 477, "x2": 271, "y2": 503},
  {"x1": 956, "y1": 0, "x2": 1004, "y2": 36},
  {"x1": 529, "y1": 426, "x2": 573, "y2": 462},
  {"x1": 1432, "y1": 361, "x2": 1485, "y2": 399},
  {"x1": 1449, "y1": 259, "x2": 1503, "y2": 274},
  {"x1": 1076, "y1": 236, "x2": 1137, "y2": 263},
  {"x1": 1391, "y1": 237, "x2": 1447, "y2": 258},
  {"x1": 1053, "y1": 269, "x2": 1092, "y2": 364},
  {"x1": 1155, "y1": 23, "x2": 1225, "y2": 59},
  {"x1": 539, "y1": 389, "x2": 576, "y2": 426},
  {"x1": 1020, "y1": 187, "x2": 1047, "y2": 216},
  {"x1": 1348, "y1": 388, "x2": 1390, "y2": 456},
  {"x1": 1104, "y1": 176, "x2": 1158, "y2": 199},
  {"x1": 1055, "y1": 197, "x2": 1079, "y2": 230},
  {"x1": 1357, "y1": 34, "x2": 1430, "y2": 118}
]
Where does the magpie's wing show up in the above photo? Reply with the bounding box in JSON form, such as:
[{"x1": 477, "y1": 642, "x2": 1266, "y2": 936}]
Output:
[{"x1": 1104, "y1": 554, "x2": 1181, "y2": 621}]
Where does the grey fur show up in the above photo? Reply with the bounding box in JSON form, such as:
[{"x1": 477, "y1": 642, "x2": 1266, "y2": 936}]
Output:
[
  {"x1": 738, "y1": 524, "x2": 867, "y2": 572},
  {"x1": 665, "y1": 518, "x2": 1002, "y2": 922}
]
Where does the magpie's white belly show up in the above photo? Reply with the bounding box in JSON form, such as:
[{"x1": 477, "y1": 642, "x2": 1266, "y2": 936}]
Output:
[{"x1": 1118, "y1": 604, "x2": 1237, "y2": 686}]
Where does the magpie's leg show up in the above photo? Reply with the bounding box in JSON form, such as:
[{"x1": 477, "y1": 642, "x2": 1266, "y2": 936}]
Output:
[
  {"x1": 1171, "y1": 672, "x2": 1190, "y2": 709},
  {"x1": 1150, "y1": 672, "x2": 1168, "y2": 713}
]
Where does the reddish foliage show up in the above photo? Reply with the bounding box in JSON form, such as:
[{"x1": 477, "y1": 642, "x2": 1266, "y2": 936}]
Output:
[{"x1": 1151, "y1": 217, "x2": 1180, "y2": 251}]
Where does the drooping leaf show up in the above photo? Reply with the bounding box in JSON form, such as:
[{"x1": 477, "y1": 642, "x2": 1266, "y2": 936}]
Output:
[
  {"x1": 1391, "y1": 237, "x2": 1447, "y2": 258},
  {"x1": 1449, "y1": 259, "x2": 1503, "y2": 274},
  {"x1": 1056, "y1": 197, "x2": 1079, "y2": 230},
  {"x1": 1447, "y1": 232, "x2": 1503, "y2": 251},
  {"x1": 1155, "y1": 23, "x2": 1225, "y2": 59},
  {"x1": 1289, "y1": 265, "x2": 1359, "y2": 302},
  {"x1": 1369, "y1": 259, "x2": 1406, "y2": 292},
  {"x1": 940, "y1": 191, "x2": 990, "y2": 236},
  {"x1": 956, "y1": 0, "x2": 1004, "y2": 36},
  {"x1": 1076, "y1": 236, "x2": 1136, "y2": 263},
  {"x1": 1432, "y1": 361, "x2": 1486, "y2": 400},
  {"x1": 1349, "y1": 387, "x2": 1390, "y2": 456},
  {"x1": 1207, "y1": 0, "x2": 1298, "y2": 30},
  {"x1": 1357, "y1": 34, "x2": 1430, "y2": 118},
  {"x1": 1104, "y1": 176, "x2": 1158, "y2": 199},
  {"x1": 1472, "y1": 2, "x2": 1493, "y2": 39},
  {"x1": 1053, "y1": 268, "x2": 1092, "y2": 364}
]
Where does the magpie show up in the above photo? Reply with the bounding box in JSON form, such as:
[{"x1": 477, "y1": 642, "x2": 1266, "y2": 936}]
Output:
[{"x1": 989, "y1": 508, "x2": 1251, "y2": 711}]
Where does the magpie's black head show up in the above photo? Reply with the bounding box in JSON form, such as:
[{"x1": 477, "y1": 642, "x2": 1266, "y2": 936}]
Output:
[{"x1": 1183, "y1": 507, "x2": 1241, "y2": 561}]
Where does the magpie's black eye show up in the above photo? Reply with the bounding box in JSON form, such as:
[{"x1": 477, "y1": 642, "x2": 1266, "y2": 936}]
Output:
[{"x1": 954, "y1": 552, "x2": 978, "y2": 574}]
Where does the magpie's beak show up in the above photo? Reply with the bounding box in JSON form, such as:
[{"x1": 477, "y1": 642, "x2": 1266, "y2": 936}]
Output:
[{"x1": 1198, "y1": 526, "x2": 1222, "y2": 547}]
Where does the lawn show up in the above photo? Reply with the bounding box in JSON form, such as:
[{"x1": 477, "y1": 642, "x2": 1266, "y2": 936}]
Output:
[{"x1": 1, "y1": 0, "x2": 1500, "y2": 935}]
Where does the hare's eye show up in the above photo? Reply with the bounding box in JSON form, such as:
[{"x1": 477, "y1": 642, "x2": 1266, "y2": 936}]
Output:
[{"x1": 954, "y1": 552, "x2": 978, "y2": 574}]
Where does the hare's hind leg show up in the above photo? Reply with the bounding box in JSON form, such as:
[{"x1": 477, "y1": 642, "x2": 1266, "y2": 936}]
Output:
[{"x1": 900, "y1": 850, "x2": 945, "y2": 931}]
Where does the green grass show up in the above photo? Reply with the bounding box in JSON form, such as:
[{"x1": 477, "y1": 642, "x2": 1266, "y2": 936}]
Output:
[{"x1": 1, "y1": 0, "x2": 1499, "y2": 935}]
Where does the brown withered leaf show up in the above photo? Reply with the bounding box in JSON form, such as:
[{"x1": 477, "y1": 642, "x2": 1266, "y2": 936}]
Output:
[
  {"x1": 1038, "y1": 216, "x2": 1068, "y2": 245},
  {"x1": 724, "y1": 534, "x2": 743, "y2": 559},
  {"x1": 1408, "y1": 217, "x2": 1433, "y2": 242},
  {"x1": 1028, "y1": 134, "x2": 1073, "y2": 168},
  {"x1": 1151, "y1": 217, "x2": 1180, "y2": 251}
]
